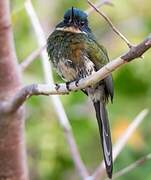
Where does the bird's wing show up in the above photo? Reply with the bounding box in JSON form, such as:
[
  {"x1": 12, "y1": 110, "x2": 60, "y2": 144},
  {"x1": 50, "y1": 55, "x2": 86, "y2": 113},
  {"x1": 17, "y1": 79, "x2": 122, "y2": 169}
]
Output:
[{"x1": 85, "y1": 38, "x2": 114, "y2": 101}]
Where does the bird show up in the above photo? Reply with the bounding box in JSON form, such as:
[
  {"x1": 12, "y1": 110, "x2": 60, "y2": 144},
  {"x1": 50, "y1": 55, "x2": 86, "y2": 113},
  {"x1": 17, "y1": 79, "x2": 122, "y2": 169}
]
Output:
[{"x1": 47, "y1": 7, "x2": 114, "y2": 178}]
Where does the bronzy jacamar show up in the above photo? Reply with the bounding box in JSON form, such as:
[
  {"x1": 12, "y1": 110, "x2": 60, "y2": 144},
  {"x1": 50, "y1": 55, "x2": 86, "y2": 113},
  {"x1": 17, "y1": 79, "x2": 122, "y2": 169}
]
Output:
[{"x1": 47, "y1": 7, "x2": 114, "y2": 178}]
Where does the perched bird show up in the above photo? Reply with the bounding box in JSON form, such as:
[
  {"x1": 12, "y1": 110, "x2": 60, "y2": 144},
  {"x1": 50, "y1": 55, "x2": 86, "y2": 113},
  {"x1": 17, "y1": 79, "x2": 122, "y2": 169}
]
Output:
[{"x1": 47, "y1": 7, "x2": 114, "y2": 178}]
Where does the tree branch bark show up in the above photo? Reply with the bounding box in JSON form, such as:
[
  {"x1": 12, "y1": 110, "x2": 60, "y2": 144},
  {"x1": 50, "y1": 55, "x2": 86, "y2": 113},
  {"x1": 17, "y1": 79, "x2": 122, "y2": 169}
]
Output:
[{"x1": 0, "y1": 1, "x2": 28, "y2": 179}]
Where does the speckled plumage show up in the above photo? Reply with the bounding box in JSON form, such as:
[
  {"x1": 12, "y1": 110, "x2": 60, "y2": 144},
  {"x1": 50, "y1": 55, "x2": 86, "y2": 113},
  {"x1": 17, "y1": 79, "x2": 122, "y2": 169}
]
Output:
[
  {"x1": 47, "y1": 8, "x2": 114, "y2": 178},
  {"x1": 47, "y1": 31, "x2": 108, "y2": 80}
]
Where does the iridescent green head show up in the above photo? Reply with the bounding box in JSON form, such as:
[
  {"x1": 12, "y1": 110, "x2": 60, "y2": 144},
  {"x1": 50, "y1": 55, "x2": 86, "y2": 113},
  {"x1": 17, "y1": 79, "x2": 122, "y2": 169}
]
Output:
[{"x1": 56, "y1": 7, "x2": 92, "y2": 34}]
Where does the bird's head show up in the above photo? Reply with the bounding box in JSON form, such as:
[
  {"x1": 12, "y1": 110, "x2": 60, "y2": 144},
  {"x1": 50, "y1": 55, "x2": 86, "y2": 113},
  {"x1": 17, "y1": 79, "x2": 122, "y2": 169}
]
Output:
[{"x1": 56, "y1": 7, "x2": 91, "y2": 34}]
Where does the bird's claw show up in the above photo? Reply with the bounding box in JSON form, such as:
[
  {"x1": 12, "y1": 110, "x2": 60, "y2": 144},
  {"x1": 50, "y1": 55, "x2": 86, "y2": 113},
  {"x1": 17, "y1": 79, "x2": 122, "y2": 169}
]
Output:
[
  {"x1": 55, "y1": 83, "x2": 60, "y2": 91},
  {"x1": 75, "y1": 79, "x2": 79, "y2": 87},
  {"x1": 66, "y1": 81, "x2": 71, "y2": 91}
]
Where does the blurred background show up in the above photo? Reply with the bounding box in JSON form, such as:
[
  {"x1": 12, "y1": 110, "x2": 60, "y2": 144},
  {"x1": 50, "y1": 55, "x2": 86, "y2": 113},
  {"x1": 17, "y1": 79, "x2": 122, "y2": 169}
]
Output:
[{"x1": 12, "y1": 0, "x2": 151, "y2": 179}]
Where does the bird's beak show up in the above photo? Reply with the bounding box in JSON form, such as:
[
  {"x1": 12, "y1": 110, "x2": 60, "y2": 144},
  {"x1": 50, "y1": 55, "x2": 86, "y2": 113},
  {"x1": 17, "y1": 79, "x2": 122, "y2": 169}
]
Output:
[
  {"x1": 71, "y1": 7, "x2": 74, "y2": 23},
  {"x1": 70, "y1": 7, "x2": 78, "y2": 29}
]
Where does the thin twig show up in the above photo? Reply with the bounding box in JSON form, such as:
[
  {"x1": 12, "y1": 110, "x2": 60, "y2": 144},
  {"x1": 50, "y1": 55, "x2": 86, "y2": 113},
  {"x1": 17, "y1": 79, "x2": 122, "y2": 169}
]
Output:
[
  {"x1": 87, "y1": 0, "x2": 133, "y2": 48},
  {"x1": 91, "y1": 109, "x2": 149, "y2": 180},
  {"x1": 24, "y1": 0, "x2": 89, "y2": 179},
  {"x1": 20, "y1": 45, "x2": 46, "y2": 71},
  {"x1": 85, "y1": 0, "x2": 113, "y2": 15},
  {"x1": 112, "y1": 153, "x2": 151, "y2": 179}
]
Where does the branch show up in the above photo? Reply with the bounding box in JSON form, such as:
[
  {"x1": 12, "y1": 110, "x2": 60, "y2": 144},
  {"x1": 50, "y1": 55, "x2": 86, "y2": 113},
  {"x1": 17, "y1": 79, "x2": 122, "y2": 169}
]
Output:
[
  {"x1": 85, "y1": 0, "x2": 113, "y2": 15},
  {"x1": 87, "y1": 0, "x2": 133, "y2": 48},
  {"x1": 24, "y1": 0, "x2": 89, "y2": 179},
  {"x1": 0, "y1": 0, "x2": 28, "y2": 179},
  {"x1": 121, "y1": 36, "x2": 151, "y2": 61},
  {"x1": 20, "y1": 44, "x2": 46, "y2": 71},
  {"x1": 1, "y1": 34, "x2": 151, "y2": 114},
  {"x1": 91, "y1": 109, "x2": 149, "y2": 180},
  {"x1": 112, "y1": 153, "x2": 151, "y2": 179}
]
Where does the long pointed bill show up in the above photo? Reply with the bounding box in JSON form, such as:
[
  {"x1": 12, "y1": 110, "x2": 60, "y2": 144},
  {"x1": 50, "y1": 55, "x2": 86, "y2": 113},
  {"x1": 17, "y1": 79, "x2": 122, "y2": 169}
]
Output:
[{"x1": 71, "y1": 7, "x2": 74, "y2": 23}]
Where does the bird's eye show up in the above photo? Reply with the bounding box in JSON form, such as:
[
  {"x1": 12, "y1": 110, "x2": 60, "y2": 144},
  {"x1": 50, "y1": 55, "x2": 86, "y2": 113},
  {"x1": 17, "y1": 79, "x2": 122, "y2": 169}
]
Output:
[
  {"x1": 64, "y1": 19, "x2": 68, "y2": 23},
  {"x1": 64, "y1": 17, "x2": 69, "y2": 23},
  {"x1": 80, "y1": 21, "x2": 85, "y2": 26}
]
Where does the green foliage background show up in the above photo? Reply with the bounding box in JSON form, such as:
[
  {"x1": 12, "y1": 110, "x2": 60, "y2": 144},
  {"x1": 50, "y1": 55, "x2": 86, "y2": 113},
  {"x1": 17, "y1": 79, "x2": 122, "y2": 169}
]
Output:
[{"x1": 12, "y1": 0, "x2": 151, "y2": 179}]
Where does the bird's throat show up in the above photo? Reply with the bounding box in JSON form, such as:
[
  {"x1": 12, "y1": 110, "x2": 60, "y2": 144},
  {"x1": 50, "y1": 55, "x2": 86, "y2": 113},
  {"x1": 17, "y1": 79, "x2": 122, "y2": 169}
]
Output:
[{"x1": 56, "y1": 26, "x2": 86, "y2": 34}]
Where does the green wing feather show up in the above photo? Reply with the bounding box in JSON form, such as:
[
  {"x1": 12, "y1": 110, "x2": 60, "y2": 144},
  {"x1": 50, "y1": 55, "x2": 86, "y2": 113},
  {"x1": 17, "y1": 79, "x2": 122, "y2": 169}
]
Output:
[
  {"x1": 85, "y1": 38, "x2": 109, "y2": 68},
  {"x1": 85, "y1": 35, "x2": 114, "y2": 102}
]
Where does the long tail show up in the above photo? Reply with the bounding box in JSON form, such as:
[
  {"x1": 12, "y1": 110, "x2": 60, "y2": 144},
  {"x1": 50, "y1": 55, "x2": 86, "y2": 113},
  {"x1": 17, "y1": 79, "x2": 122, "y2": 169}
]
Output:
[{"x1": 93, "y1": 101, "x2": 113, "y2": 179}]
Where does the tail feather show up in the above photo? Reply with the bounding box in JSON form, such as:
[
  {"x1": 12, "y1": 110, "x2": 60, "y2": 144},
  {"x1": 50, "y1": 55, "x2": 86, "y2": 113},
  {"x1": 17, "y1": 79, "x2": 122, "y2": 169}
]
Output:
[{"x1": 93, "y1": 101, "x2": 113, "y2": 179}]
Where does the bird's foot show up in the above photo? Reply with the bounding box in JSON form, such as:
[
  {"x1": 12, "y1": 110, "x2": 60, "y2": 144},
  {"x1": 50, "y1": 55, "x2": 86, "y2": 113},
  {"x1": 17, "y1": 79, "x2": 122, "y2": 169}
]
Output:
[
  {"x1": 55, "y1": 83, "x2": 60, "y2": 91},
  {"x1": 75, "y1": 79, "x2": 79, "y2": 87},
  {"x1": 66, "y1": 79, "x2": 80, "y2": 91},
  {"x1": 66, "y1": 81, "x2": 72, "y2": 91}
]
